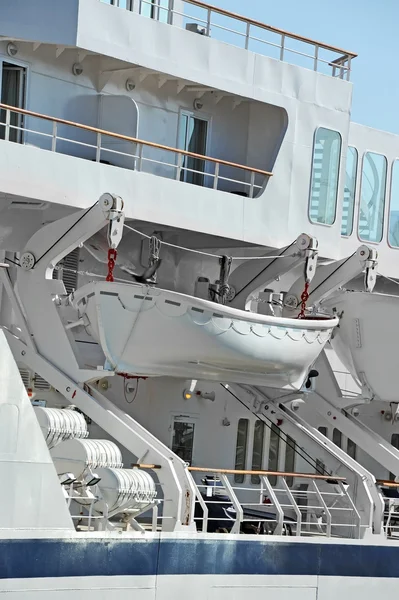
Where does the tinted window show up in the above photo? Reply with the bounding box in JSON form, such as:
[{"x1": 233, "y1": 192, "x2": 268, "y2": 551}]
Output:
[
  {"x1": 309, "y1": 128, "x2": 341, "y2": 225},
  {"x1": 251, "y1": 421, "x2": 265, "y2": 484},
  {"x1": 389, "y1": 160, "x2": 399, "y2": 247},
  {"x1": 358, "y1": 152, "x2": 387, "y2": 242},
  {"x1": 234, "y1": 419, "x2": 249, "y2": 483},
  {"x1": 341, "y1": 147, "x2": 358, "y2": 236}
]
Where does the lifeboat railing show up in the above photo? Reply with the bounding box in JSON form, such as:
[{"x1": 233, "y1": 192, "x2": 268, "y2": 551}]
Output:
[
  {"x1": 133, "y1": 464, "x2": 362, "y2": 538},
  {"x1": 0, "y1": 104, "x2": 271, "y2": 198},
  {"x1": 101, "y1": 0, "x2": 357, "y2": 80}
]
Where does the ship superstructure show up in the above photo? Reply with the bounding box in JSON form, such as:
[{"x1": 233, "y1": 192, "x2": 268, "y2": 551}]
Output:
[{"x1": 2, "y1": 1, "x2": 399, "y2": 598}]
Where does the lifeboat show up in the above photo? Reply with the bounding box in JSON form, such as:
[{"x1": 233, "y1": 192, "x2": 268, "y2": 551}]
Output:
[
  {"x1": 72, "y1": 281, "x2": 338, "y2": 389},
  {"x1": 325, "y1": 290, "x2": 398, "y2": 402}
]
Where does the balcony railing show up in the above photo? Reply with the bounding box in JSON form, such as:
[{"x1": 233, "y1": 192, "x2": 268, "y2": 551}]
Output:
[
  {"x1": 0, "y1": 104, "x2": 271, "y2": 197},
  {"x1": 101, "y1": 0, "x2": 357, "y2": 80}
]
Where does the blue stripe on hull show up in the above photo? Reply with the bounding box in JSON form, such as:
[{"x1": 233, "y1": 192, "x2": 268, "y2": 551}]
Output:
[{"x1": 1, "y1": 538, "x2": 399, "y2": 579}]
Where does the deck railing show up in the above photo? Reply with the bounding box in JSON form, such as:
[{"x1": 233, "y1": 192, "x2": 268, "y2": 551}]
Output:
[
  {"x1": 132, "y1": 464, "x2": 362, "y2": 538},
  {"x1": 101, "y1": 0, "x2": 357, "y2": 80},
  {"x1": 0, "y1": 103, "x2": 271, "y2": 197},
  {"x1": 377, "y1": 480, "x2": 399, "y2": 539}
]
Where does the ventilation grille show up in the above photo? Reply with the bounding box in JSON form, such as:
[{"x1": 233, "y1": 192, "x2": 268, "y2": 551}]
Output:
[
  {"x1": 53, "y1": 247, "x2": 80, "y2": 294},
  {"x1": 19, "y1": 368, "x2": 31, "y2": 388},
  {"x1": 33, "y1": 374, "x2": 52, "y2": 391}
]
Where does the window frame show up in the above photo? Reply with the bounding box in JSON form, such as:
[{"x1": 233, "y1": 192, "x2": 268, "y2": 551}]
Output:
[
  {"x1": 0, "y1": 57, "x2": 29, "y2": 144},
  {"x1": 177, "y1": 108, "x2": 212, "y2": 184},
  {"x1": 308, "y1": 126, "x2": 342, "y2": 227},
  {"x1": 170, "y1": 413, "x2": 197, "y2": 466},
  {"x1": 251, "y1": 420, "x2": 265, "y2": 484},
  {"x1": 234, "y1": 418, "x2": 249, "y2": 483},
  {"x1": 357, "y1": 150, "x2": 388, "y2": 245},
  {"x1": 387, "y1": 158, "x2": 399, "y2": 249},
  {"x1": 341, "y1": 146, "x2": 358, "y2": 237}
]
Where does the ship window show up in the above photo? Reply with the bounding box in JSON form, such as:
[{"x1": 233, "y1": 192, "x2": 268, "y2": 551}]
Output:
[
  {"x1": 358, "y1": 152, "x2": 387, "y2": 243},
  {"x1": 268, "y1": 423, "x2": 280, "y2": 486},
  {"x1": 316, "y1": 427, "x2": 328, "y2": 475},
  {"x1": 171, "y1": 417, "x2": 195, "y2": 465},
  {"x1": 0, "y1": 62, "x2": 26, "y2": 143},
  {"x1": 140, "y1": 0, "x2": 169, "y2": 23},
  {"x1": 388, "y1": 160, "x2": 399, "y2": 247},
  {"x1": 341, "y1": 147, "x2": 358, "y2": 236},
  {"x1": 333, "y1": 428, "x2": 342, "y2": 448},
  {"x1": 347, "y1": 438, "x2": 357, "y2": 460},
  {"x1": 284, "y1": 436, "x2": 296, "y2": 487},
  {"x1": 309, "y1": 128, "x2": 341, "y2": 226},
  {"x1": 251, "y1": 421, "x2": 265, "y2": 484},
  {"x1": 178, "y1": 111, "x2": 209, "y2": 187},
  {"x1": 390, "y1": 434, "x2": 399, "y2": 480},
  {"x1": 234, "y1": 418, "x2": 249, "y2": 483}
]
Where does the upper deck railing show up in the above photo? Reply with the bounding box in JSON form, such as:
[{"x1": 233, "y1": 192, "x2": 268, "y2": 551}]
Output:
[
  {"x1": 0, "y1": 103, "x2": 271, "y2": 197},
  {"x1": 101, "y1": 0, "x2": 357, "y2": 80}
]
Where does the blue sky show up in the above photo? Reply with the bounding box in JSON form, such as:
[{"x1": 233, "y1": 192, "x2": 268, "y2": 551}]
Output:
[{"x1": 209, "y1": 0, "x2": 399, "y2": 134}]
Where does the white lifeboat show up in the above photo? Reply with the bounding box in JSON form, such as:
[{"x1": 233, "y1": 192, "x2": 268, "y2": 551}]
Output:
[
  {"x1": 325, "y1": 290, "x2": 398, "y2": 402},
  {"x1": 72, "y1": 281, "x2": 338, "y2": 389}
]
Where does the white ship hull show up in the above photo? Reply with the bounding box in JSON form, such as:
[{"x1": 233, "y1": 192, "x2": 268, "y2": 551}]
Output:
[{"x1": 1, "y1": 535, "x2": 399, "y2": 599}]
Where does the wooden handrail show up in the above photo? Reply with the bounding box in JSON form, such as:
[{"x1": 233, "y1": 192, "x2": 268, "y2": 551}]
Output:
[
  {"x1": 183, "y1": 0, "x2": 357, "y2": 58},
  {"x1": 0, "y1": 103, "x2": 272, "y2": 177},
  {"x1": 377, "y1": 479, "x2": 399, "y2": 488},
  {"x1": 131, "y1": 463, "x2": 345, "y2": 482}
]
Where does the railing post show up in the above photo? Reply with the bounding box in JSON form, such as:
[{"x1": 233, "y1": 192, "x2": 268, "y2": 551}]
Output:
[
  {"x1": 206, "y1": 8, "x2": 211, "y2": 36},
  {"x1": 138, "y1": 143, "x2": 144, "y2": 171},
  {"x1": 167, "y1": 0, "x2": 174, "y2": 25},
  {"x1": 51, "y1": 121, "x2": 57, "y2": 152},
  {"x1": 280, "y1": 34, "x2": 285, "y2": 61},
  {"x1": 5, "y1": 109, "x2": 10, "y2": 142},
  {"x1": 311, "y1": 480, "x2": 331, "y2": 537},
  {"x1": 262, "y1": 476, "x2": 284, "y2": 535},
  {"x1": 313, "y1": 44, "x2": 319, "y2": 72},
  {"x1": 338, "y1": 481, "x2": 361, "y2": 539},
  {"x1": 220, "y1": 474, "x2": 243, "y2": 534},
  {"x1": 346, "y1": 56, "x2": 351, "y2": 81},
  {"x1": 213, "y1": 162, "x2": 219, "y2": 190},
  {"x1": 245, "y1": 22, "x2": 250, "y2": 50},
  {"x1": 191, "y1": 478, "x2": 209, "y2": 533},
  {"x1": 152, "y1": 503, "x2": 158, "y2": 532},
  {"x1": 281, "y1": 478, "x2": 302, "y2": 536},
  {"x1": 176, "y1": 152, "x2": 183, "y2": 180},
  {"x1": 249, "y1": 171, "x2": 255, "y2": 198},
  {"x1": 96, "y1": 132, "x2": 101, "y2": 162}
]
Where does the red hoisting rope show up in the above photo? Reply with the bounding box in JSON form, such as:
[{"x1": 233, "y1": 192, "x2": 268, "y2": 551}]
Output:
[
  {"x1": 298, "y1": 281, "x2": 310, "y2": 319},
  {"x1": 106, "y1": 248, "x2": 117, "y2": 282}
]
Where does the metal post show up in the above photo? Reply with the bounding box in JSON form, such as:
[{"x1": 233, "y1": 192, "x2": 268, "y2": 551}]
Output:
[
  {"x1": 346, "y1": 56, "x2": 352, "y2": 81},
  {"x1": 338, "y1": 481, "x2": 361, "y2": 539},
  {"x1": 213, "y1": 162, "x2": 219, "y2": 190},
  {"x1": 313, "y1": 45, "x2": 319, "y2": 72},
  {"x1": 51, "y1": 121, "x2": 57, "y2": 152},
  {"x1": 96, "y1": 132, "x2": 101, "y2": 162},
  {"x1": 152, "y1": 503, "x2": 158, "y2": 531},
  {"x1": 206, "y1": 8, "x2": 211, "y2": 36},
  {"x1": 138, "y1": 143, "x2": 144, "y2": 171},
  {"x1": 5, "y1": 109, "x2": 10, "y2": 142},
  {"x1": 167, "y1": 0, "x2": 174, "y2": 25},
  {"x1": 280, "y1": 34, "x2": 285, "y2": 61},
  {"x1": 245, "y1": 22, "x2": 250, "y2": 50},
  {"x1": 220, "y1": 474, "x2": 243, "y2": 534},
  {"x1": 249, "y1": 171, "x2": 255, "y2": 198},
  {"x1": 262, "y1": 476, "x2": 284, "y2": 535},
  {"x1": 311, "y1": 480, "x2": 331, "y2": 537},
  {"x1": 281, "y1": 478, "x2": 302, "y2": 536},
  {"x1": 176, "y1": 152, "x2": 183, "y2": 180}
]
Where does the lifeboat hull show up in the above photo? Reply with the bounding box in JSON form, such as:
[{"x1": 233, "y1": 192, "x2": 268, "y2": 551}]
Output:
[
  {"x1": 73, "y1": 282, "x2": 338, "y2": 389},
  {"x1": 326, "y1": 290, "x2": 398, "y2": 402}
]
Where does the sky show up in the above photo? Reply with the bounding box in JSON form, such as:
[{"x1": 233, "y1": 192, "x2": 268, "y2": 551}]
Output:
[{"x1": 209, "y1": 0, "x2": 399, "y2": 134}]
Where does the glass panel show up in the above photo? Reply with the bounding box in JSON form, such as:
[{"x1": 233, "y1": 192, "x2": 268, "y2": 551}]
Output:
[
  {"x1": 333, "y1": 428, "x2": 342, "y2": 448},
  {"x1": 358, "y1": 152, "x2": 387, "y2": 242},
  {"x1": 389, "y1": 160, "x2": 399, "y2": 247},
  {"x1": 316, "y1": 427, "x2": 327, "y2": 474},
  {"x1": 140, "y1": 0, "x2": 168, "y2": 20},
  {"x1": 389, "y1": 434, "x2": 399, "y2": 480},
  {"x1": 341, "y1": 147, "x2": 358, "y2": 236},
  {"x1": 347, "y1": 438, "x2": 357, "y2": 460},
  {"x1": 172, "y1": 420, "x2": 195, "y2": 464},
  {"x1": 0, "y1": 63, "x2": 26, "y2": 143},
  {"x1": 284, "y1": 436, "x2": 295, "y2": 487},
  {"x1": 251, "y1": 421, "x2": 265, "y2": 484},
  {"x1": 268, "y1": 423, "x2": 280, "y2": 486},
  {"x1": 234, "y1": 419, "x2": 249, "y2": 483},
  {"x1": 309, "y1": 128, "x2": 341, "y2": 225},
  {"x1": 182, "y1": 117, "x2": 208, "y2": 186}
]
